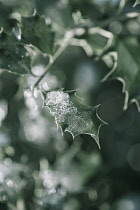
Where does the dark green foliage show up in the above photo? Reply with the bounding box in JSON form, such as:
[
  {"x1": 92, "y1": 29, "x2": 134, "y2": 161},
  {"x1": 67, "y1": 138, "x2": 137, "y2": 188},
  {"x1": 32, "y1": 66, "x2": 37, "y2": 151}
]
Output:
[
  {"x1": 0, "y1": 0, "x2": 140, "y2": 210},
  {"x1": 21, "y1": 14, "x2": 54, "y2": 54},
  {"x1": 0, "y1": 3, "x2": 17, "y2": 32},
  {"x1": 0, "y1": 31, "x2": 30, "y2": 74}
]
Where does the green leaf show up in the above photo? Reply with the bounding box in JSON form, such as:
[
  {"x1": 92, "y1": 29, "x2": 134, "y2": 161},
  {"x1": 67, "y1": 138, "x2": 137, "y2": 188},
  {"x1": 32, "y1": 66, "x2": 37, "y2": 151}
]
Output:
[
  {"x1": 0, "y1": 30, "x2": 31, "y2": 74},
  {"x1": 0, "y1": 3, "x2": 17, "y2": 33},
  {"x1": 25, "y1": 45, "x2": 50, "y2": 76},
  {"x1": 133, "y1": 0, "x2": 140, "y2": 7},
  {"x1": 102, "y1": 38, "x2": 140, "y2": 110},
  {"x1": 34, "y1": 0, "x2": 73, "y2": 30},
  {"x1": 45, "y1": 90, "x2": 105, "y2": 148},
  {"x1": 71, "y1": 27, "x2": 113, "y2": 56},
  {"x1": 21, "y1": 14, "x2": 54, "y2": 54},
  {"x1": 87, "y1": 27, "x2": 113, "y2": 56}
]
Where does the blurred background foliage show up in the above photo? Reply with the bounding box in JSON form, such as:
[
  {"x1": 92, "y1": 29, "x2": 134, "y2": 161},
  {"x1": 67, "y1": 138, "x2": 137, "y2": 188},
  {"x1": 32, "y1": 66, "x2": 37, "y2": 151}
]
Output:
[{"x1": 0, "y1": 0, "x2": 140, "y2": 210}]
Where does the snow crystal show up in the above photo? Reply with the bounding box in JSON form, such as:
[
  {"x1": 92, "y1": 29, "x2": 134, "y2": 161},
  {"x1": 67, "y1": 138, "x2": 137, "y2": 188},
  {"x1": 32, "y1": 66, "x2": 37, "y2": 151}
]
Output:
[
  {"x1": 46, "y1": 91, "x2": 77, "y2": 123},
  {"x1": 45, "y1": 91, "x2": 91, "y2": 135}
]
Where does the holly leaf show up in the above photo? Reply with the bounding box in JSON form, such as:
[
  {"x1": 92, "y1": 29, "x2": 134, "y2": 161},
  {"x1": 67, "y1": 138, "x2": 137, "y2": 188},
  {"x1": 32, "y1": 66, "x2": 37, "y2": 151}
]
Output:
[
  {"x1": 25, "y1": 45, "x2": 50, "y2": 76},
  {"x1": 0, "y1": 2, "x2": 17, "y2": 33},
  {"x1": 34, "y1": 0, "x2": 73, "y2": 29},
  {"x1": 87, "y1": 27, "x2": 113, "y2": 56},
  {"x1": 20, "y1": 14, "x2": 54, "y2": 54},
  {"x1": 70, "y1": 27, "x2": 113, "y2": 57},
  {"x1": 102, "y1": 37, "x2": 140, "y2": 110},
  {"x1": 0, "y1": 30, "x2": 31, "y2": 74},
  {"x1": 133, "y1": 0, "x2": 140, "y2": 7},
  {"x1": 45, "y1": 90, "x2": 105, "y2": 148}
]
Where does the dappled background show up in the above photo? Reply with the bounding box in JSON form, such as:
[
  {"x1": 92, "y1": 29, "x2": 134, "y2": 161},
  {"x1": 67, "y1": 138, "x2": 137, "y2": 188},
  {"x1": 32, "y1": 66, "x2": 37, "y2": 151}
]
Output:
[{"x1": 0, "y1": 0, "x2": 140, "y2": 210}]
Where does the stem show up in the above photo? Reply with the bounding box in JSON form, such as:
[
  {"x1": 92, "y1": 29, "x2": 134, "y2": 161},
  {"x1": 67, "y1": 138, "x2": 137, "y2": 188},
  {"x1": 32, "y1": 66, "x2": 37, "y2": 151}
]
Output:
[
  {"x1": 116, "y1": 0, "x2": 126, "y2": 15},
  {"x1": 33, "y1": 11, "x2": 140, "y2": 88},
  {"x1": 98, "y1": 11, "x2": 140, "y2": 28},
  {"x1": 33, "y1": 39, "x2": 70, "y2": 88}
]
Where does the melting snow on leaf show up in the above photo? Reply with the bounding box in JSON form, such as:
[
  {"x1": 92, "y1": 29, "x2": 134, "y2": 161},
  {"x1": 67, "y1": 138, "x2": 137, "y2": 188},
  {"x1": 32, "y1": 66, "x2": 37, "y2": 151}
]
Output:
[{"x1": 45, "y1": 91, "x2": 105, "y2": 148}]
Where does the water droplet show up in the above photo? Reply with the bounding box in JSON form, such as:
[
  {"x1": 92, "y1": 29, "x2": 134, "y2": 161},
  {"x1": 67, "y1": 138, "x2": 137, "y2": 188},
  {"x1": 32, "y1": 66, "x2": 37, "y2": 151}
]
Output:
[
  {"x1": 0, "y1": 131, "x2": 10, "y2": 147},
  {"x1": 0, "y1": 172, "x2": 4, "y2": 183},
  {"x1": 45, "y1": 17, "x2": 52, "y2": 25},
  {"x1": 24, "y1": 89, "x2": 32, "y2": 98},
  {"x1": 25, "y1": 52, "x2": 29, "y2": 57},
  {"x1": 17, "y1": 34, "x2": 21, "y2": 40},
  {"x1": 48, "y1": 188, "x2": 56, "y2": 194},
  {"x1": 58, "y1": 187, "x2": 67, "y2": 196},
  {"x1": 5, "y1": 146, "x2": 15, "y2": 156},
  {"x1": 42, "y1": 82, "x2": 49, "y2": 91},
  {"x1": 6, "y1": 179, "x2": 14, "y2": 188},
  {"x1": 4, "y1": 157, "x2": 12, "y2": 166},
  {"x1": 33, "y1": 89, "x2": 39, "y2": 98},
  {"x1": 25, "y1": 97, "x2": 36, "y2": 110},
  {"x1": 31, "y1": 65, "x2": 45, "y2": 76},
  {"x1": 2, "y1": 195, "x2": 7, "y2": 201},
  {"x1": 0, "y1": 107, "x2": 6, "y2": 122}
]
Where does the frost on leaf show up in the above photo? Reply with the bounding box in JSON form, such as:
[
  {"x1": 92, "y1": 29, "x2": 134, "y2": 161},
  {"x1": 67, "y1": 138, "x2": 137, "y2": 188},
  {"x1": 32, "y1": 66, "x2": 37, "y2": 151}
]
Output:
[{"x1": 45, "y1": 90, "x2": 105, "y2": 147}]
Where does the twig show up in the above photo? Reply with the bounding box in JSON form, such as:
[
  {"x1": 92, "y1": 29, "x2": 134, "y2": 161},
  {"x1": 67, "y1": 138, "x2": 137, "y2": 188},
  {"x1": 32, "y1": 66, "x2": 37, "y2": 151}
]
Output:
[
  {"x1": 98, "y1": 11, "x2": 140, "y2": 28},
  {"x1": 33, "y1": 39, "x2": 70, "y2": 88},
  {"x1": 33, "y1": 10, "x2": 140, "y2": 88}
]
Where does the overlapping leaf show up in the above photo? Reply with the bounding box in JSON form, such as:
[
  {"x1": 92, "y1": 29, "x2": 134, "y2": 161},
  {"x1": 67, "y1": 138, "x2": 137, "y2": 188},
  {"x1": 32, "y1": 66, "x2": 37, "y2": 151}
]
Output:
[
  {"x1": 34, "y1": 0, "x2": 73, "y2": 30},
  {"x1": 70, "y1": 27, "x2": 113, "y2": 56},
  {"x1": 25, "y1": 45, "x2": 50, "y2": 76},
  {"x1": 102, "y1": 37, "x2": 140, "y2": 110},
  {"x1": 0, "y1": 2, "x2": 17, "y2": 33},
  {"x1": 45, "y1": 90, "x2": 105, "y2": 147},
  {"x1": 20, "y1": 14, "x2": 54, "y2": 54},
  {"x1": 87, "y1": 27, "x2": 113, "y2": 56},
  {"x1": 0, "y1": 30, "x2": 31, "y2": 74}
]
